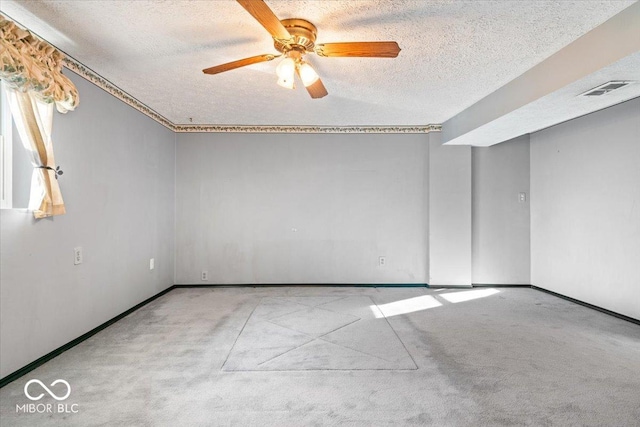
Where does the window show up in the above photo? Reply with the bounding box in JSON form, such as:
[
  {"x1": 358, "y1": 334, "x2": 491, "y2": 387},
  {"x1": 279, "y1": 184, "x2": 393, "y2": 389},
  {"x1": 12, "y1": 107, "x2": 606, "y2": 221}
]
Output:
[
  {"x1": 0, "y1": 82, "x2": 13, "y2": 209},
  {"x1": 0, "y1": 82, "x2": 31, "y2": 210}
]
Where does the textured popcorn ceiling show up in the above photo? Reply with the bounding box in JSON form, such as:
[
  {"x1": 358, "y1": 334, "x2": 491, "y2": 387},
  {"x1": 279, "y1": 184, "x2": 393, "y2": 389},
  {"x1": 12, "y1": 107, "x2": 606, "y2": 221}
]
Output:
[{"x1": 0, "y1": 1, "x2": 635, "y2": 126}]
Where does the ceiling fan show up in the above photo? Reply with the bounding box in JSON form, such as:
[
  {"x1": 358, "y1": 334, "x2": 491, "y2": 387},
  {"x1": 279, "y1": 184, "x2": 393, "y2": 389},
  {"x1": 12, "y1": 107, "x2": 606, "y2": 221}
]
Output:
[{"x1": 202, "y1": 0, "x2": 401, "y2": 99}]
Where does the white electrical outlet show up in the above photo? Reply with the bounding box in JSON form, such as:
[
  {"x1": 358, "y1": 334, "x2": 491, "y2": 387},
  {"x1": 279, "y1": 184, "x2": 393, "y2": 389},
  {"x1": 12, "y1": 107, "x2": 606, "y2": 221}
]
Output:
[
  {"x1": 379, "y1": 256, "x2": 386, "y2": 267},
  {"x1": 74, "y1": 247, "x2": 83, "y2": 265},
  {"x1": 149, "y1": 258, "x2": 155, "y2": 270},
  {"x1": 201, "y1": 270, "x2": 208, "y2": 281}
]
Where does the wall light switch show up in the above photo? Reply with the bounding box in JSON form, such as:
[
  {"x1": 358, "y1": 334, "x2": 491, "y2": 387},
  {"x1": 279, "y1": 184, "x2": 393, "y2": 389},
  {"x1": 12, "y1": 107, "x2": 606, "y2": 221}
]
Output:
[
  {"x1": 519, "y1": 192, "x2": 527, "y2": 203},
  {"x1": 149, "y1": 258, "x2": 155, "y2": 270},
  {"x1": 74, "y1": 247, "x2": 83, "y2": 265}
]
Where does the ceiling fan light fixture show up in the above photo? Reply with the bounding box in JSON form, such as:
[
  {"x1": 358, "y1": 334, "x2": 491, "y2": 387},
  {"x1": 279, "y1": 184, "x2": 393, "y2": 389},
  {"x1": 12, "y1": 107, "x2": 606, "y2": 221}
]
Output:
[
  {"x1": 298, "y1": 61, "x2": 319, "y2": 87},
  {"x1": 203, "y1": 2, "x2": 401, "y2": 99},
  {"x1": 276, "y1": 56, "x2": 296, "y2": 89},
  {"x1": 276, "y1": 57, "x2": 295, "y2": 79}
]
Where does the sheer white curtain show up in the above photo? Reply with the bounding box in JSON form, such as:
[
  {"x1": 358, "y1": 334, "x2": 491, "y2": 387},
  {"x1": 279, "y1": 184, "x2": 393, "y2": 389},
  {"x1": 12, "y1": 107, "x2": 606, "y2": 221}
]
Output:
[{"x1": 5, "y1": 87, "x2": 64, "y2": 217}]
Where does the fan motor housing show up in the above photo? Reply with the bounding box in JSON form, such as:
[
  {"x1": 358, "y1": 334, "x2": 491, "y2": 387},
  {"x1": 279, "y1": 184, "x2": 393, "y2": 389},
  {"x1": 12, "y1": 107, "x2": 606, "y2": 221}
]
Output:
[{"x1": 274, "y1": 18, "x2": 317, "y2": 53}]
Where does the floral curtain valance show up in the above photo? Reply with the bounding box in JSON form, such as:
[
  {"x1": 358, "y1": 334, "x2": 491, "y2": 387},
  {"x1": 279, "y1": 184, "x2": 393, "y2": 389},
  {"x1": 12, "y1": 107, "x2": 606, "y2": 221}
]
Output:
[{"x1": 0, "y1": 17, "x2": 78, "y2": 113}]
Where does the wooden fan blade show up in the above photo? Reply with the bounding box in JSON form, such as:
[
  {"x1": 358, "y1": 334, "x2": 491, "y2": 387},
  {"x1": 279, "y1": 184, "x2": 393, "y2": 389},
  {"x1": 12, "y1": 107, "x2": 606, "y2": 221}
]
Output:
[
  {"x1": 202, "y1": 54, "x2": 277, "y2": 75},
  {"x1": 236, "y1": 0, "x2": 291, "y2": 40},
  {"x1": 315, "y1": 41, "x2": 401, "y2": 58},
  {"x1": 296, "y1": 69, "x2": 328, "y2": 99},
  {"x1": 305, "y1": 78, "x2": 328, "y2": 99}
]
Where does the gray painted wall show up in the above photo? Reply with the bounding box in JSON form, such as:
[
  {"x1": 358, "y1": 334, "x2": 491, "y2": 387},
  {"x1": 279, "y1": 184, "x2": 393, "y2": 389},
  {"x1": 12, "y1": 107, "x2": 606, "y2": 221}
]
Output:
[
  {"x1": 0, "y1": 71, "x2": 176, "y2": 377},
  {"x1": 11, "y1": 119, "x2": 31, "y2": 208},
  {"x1": 175, "y1": 133, "x2": 429, "y2": 284},
  {"x1": 428, "y1": 132, "x2": 472, "y2": 286},
  {"x1": 531, "y1": 98, "x2": 640, "y2": 319},
  {"x1": 175, "y1": 131, "x2": 531, "y2": 287},
  {"x1": 472, "y1": 136, "x2": 530, "y2": 284}
]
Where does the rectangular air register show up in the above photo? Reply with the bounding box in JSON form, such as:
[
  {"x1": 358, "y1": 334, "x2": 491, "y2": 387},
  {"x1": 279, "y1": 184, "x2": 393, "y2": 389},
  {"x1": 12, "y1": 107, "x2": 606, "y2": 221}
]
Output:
[{"x1": 580, "y1": 81, "x2": 633, "y2": 97}]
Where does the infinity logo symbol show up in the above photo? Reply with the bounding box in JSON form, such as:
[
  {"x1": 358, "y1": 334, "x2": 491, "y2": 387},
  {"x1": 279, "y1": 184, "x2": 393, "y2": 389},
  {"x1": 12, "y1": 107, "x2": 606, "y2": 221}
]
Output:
[{"x1": 24, "y1": 379, "x2": 71, "y2": 401}]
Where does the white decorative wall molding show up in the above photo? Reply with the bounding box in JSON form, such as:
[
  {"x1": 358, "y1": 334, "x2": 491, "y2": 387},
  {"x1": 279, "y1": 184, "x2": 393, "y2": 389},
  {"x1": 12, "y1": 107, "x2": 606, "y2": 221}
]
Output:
[
  {"x1": 63, "y1": 57, "x2": 176, "y2": 131},
  {"x1": 173, "y1": 124, "x2": 441, "y2": 133}
]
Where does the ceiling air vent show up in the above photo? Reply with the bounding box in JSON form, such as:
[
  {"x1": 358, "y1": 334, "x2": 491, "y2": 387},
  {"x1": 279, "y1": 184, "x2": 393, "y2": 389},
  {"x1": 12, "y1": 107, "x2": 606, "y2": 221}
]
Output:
[{"x1": 580, "y1": 81, "x2": 633, "y2": 97}]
